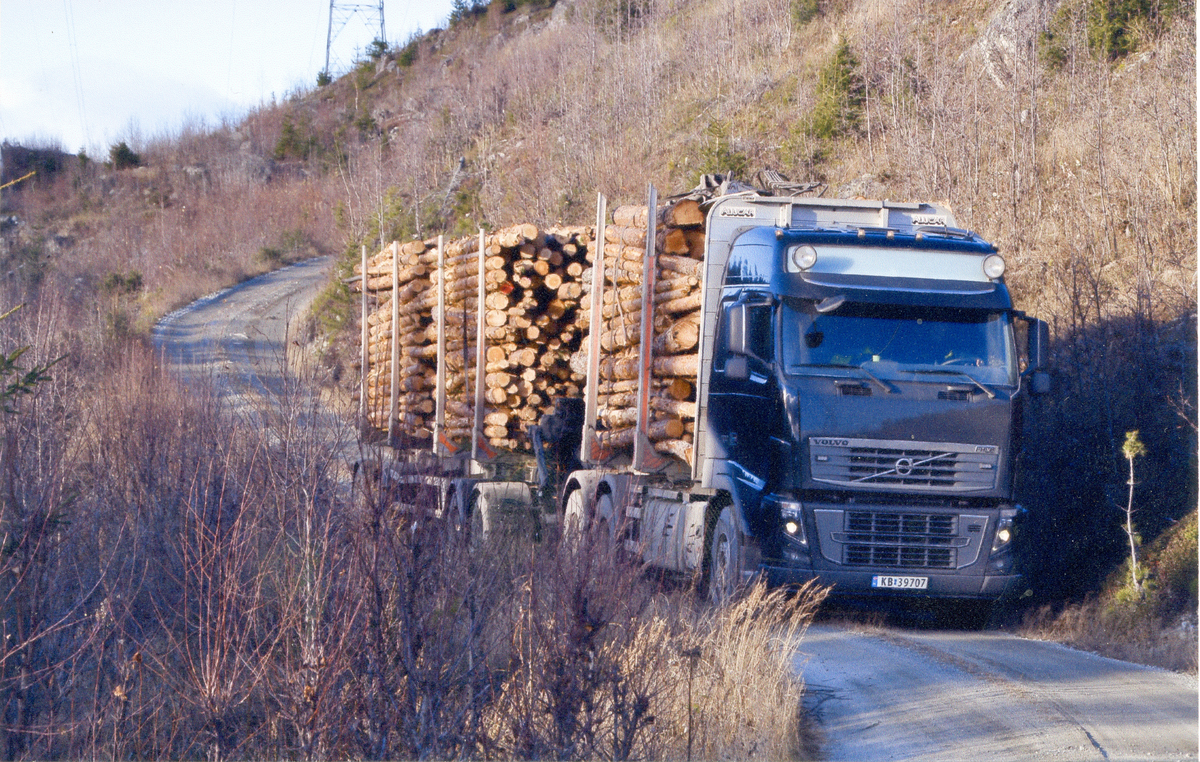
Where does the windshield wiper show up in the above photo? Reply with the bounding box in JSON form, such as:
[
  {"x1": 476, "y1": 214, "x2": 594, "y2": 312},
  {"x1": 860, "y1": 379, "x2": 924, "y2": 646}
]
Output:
[
  {"x1": 857, "y1": 363, "x2": 897, "y2": 394},
  {"x1": 908, "y1": 369, "x2": 996, "y2": 399},
  {"x1": 798, "y1": 363, "x2": 895, "y2": 394}
]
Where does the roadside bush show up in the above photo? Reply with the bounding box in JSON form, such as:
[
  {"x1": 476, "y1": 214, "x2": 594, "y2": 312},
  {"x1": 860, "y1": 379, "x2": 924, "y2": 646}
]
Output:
[
  {"x1": 0, "y1": 333, "x2": 833, "y2": 762},
  {"x1": 483, "y1": 533, "x2": 827, "y2": 760},
  {"x1": 1147, "y1": 509, "x2": 1198, "y2": 615}
]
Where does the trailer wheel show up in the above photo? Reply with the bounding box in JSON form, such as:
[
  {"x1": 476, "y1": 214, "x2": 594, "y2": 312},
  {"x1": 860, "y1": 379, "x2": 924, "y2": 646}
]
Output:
[
  {"x1": 563, "y1": 487, "x2": 586, "y2": 543},
  {"x1": 595, "y1": 493, "x2": 616, "y2": 548},
  {"x1": 468, "y1": 483, "x2": 533, "y2": 549},
  {"x1": 468, "y1": 490, "x2": 489, "y2": 548},
  {"x1": 708, "y1": 506, "x2": 743, "y2": 604},
  {"x1": 444, "y1": 488, "x2": 466, "y2": 545}
]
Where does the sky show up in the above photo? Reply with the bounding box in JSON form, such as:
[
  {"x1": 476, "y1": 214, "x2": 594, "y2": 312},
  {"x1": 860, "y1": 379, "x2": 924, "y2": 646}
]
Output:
[{"x1": 0, "y1": 0, "x2": 456, "y2": 156}]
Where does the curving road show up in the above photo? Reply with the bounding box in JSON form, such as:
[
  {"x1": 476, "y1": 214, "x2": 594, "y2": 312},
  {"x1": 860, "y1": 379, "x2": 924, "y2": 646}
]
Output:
[
  {"x1": 152, "y1": 255, "x2": 335, "y2": 417},
  {"x1": 153, "y1": 256, "x2": 1198, "y2": 761},
  {"x1": 798, "y1": 621, "x2": 1197, "y2": 761}
]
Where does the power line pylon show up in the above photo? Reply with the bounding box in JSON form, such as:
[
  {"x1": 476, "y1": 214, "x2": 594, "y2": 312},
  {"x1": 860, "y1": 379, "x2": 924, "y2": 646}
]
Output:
[{"x1": 323, "y1": 0, "x2": 386, "y2": 79}]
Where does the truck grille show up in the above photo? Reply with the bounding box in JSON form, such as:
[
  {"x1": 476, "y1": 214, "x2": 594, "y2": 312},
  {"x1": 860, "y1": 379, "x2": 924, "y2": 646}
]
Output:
[
  {"x1": 810, "y1": 437, "x2": 1000, "y2": 493},
  {"x1": 842, "y1": 511, "x2": 957, "y2": 568}
]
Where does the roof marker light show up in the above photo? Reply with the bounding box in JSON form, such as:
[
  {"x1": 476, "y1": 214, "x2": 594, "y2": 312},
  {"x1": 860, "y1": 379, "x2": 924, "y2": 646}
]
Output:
[{"x1": 983, "y1": 254, "x2": 1006, "y2": 279}]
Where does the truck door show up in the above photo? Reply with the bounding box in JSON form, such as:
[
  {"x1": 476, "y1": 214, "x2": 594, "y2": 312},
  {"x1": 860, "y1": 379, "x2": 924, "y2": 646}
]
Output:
[{"x1": 710, "y1": 292, "x2": 778, "y2": 497}]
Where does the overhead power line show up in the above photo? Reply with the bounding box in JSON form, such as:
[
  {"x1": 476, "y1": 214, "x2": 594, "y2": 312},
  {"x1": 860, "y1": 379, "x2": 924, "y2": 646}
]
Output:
[{"x1": 62, "y1": 0, "x2": 90, "y2": 149}]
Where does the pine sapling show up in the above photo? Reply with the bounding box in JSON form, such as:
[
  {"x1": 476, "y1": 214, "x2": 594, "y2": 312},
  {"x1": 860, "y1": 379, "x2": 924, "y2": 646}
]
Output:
[{"x1": 1122, "y1": 430, "x2": 1147, "y2": 599}]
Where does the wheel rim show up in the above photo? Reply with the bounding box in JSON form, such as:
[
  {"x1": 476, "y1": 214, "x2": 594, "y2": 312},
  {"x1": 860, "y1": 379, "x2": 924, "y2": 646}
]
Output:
[
  {"x1": 710, "y1": 531, "x2": 730, "y2": 602},
  {"x1": 470, "y1": 494, "x2": 486, "y2": 548},
  {"x1": 596, "y1": 494, "x2": 615, "y2": 546},
  {"x1": 563, "y1": 488, "x2": 585, "y2": 540},
  {"x1": 709, "y1": 508, "x2": 740, "y2": 604}
]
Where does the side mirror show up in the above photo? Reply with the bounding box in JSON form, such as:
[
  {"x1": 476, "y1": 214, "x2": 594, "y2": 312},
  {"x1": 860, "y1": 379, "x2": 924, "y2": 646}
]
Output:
[
  {"x1": 1027, "y1": 318, "x2": 1050, "y2": 370},
  {"x1": 725, "y1": 355, "x2": 750, "y2": 381},
  {"x1": 726, "y1": 302, "x2": 748, "y2": 356}
]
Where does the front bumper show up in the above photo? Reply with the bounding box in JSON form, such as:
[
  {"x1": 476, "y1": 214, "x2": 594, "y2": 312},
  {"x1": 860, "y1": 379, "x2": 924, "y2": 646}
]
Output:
[{"x1": 762, "y1": 563, "x2": 1021, "y2": 600}]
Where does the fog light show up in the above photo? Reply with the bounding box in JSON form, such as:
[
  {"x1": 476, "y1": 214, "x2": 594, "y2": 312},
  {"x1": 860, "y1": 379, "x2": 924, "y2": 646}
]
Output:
[
  {"x1": 987, "y1": 553, "x2": 1013, "y2": 574},
  {"x1": 983, "y1": 254, "x2": 1006, "y2": 279}
]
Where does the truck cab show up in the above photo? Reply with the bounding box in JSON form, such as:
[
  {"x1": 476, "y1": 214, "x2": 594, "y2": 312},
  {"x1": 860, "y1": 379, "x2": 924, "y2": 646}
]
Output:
[{"x1": 697, "y1": 195, "x2": 1048, "y2": 602}]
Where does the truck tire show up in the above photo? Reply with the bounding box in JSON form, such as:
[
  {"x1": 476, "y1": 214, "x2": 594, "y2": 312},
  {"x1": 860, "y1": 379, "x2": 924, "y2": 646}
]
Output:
[
  {"x1": 563, "y1": 487, "x2": 586, "y2": 542},
  {"x1": 595, "y1": 493, "x2": 616, "y2": 547},
  {"x1": 469, "y1": 489, "x2": 490, "y2": 548},
  {"x1": 468, "y1": 483, "x2": 533, "y2": 549},
  {"x1": 708, "y1": 506, "x2": 743, "y2": 604}
]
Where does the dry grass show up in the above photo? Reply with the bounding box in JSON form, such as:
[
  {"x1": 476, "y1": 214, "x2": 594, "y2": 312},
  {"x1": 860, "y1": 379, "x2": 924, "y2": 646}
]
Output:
[
  {"x1": 1021, "y1": 508, "x2": 1199, "y2": 675},
  {"x1": 484, "y1": 533, "x2": 828, "y2": 761},
  {"x1": 1022, "y1": 600, "x2": 1199, "y2": 674}
]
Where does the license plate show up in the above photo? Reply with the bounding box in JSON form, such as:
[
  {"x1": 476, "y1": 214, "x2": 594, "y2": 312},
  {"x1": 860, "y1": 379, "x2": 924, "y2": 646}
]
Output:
[{"x1": 872, "y1": 575, "x2": 929, "y2": 590}]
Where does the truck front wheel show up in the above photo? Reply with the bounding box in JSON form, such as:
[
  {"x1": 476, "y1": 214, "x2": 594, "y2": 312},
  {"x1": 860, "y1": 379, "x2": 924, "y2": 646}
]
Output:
[{"x1": 708, "y1": 506, "x2": 743, "y2": 604}]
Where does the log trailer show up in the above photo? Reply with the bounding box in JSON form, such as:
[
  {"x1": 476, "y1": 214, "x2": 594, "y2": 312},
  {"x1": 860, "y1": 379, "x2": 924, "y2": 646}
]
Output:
[{"x1": 377, "y1": 187, "x2": 1050, "y2": 607}]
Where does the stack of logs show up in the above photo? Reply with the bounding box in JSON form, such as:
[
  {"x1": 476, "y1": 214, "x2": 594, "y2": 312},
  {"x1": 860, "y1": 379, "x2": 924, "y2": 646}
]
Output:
[
  {"x1": 354, "y1": 196, "x2": 708, "y2": 467},
  {"x1": 356, "y1": 225, "x2": 593, "y2": 451},
  {"x1": 592, "y1": 198, "x2": 706, "y2": 466}
]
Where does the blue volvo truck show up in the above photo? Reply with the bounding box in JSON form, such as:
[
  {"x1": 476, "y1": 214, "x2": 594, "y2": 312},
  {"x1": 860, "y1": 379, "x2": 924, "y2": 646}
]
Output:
[
  {"x1": 380, "y1": 189, "x2": 1049, "y2": 612},
  {"x1": 556, "y1": 191, "x2": 1050, "y2": 607}
]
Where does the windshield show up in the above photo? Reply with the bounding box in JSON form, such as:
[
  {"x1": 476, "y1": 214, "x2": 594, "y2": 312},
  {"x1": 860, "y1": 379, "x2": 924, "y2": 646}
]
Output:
[{"x1": 781, "y1": 299, "x2": 1018, "y2": 386}]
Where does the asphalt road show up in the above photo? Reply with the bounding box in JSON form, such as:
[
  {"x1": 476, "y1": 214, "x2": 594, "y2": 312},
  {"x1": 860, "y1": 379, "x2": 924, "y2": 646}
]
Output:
[{"x1": 152, "y1": 257, "x2": 1198, "y2": 761}]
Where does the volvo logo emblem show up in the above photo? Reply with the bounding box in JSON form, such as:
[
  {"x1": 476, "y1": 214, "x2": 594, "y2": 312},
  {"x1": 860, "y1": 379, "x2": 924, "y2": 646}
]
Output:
[{"x1": 894, "y1": 457, "x2": 915, "y2": 476}]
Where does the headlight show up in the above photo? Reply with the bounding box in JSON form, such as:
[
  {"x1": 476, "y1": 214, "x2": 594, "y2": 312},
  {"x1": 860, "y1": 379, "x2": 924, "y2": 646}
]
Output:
[
  {"x1": 791, "y1": 245, "x2": 818, "y2": 271},
  {"x1": 771, "y1": 498, "x2": 807, "y2": 547},
  {"x1": 983, "y1": 254, "x2": 1006, "y2": 279},
  {"x1": 991, "y1": 515, "x2": 1014, "y2": 553}
]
